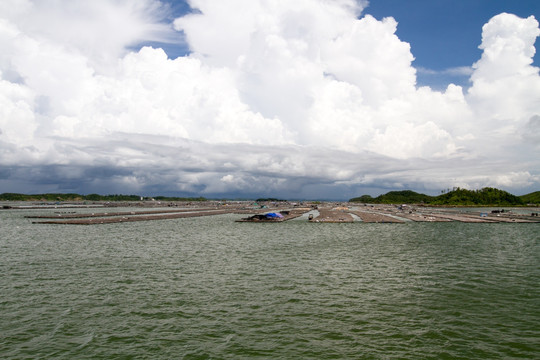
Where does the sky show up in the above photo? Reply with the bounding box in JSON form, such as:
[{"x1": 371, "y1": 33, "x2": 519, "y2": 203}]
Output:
[{"x1": 0, "y1": 0, "x2": 539, "y2": 200}]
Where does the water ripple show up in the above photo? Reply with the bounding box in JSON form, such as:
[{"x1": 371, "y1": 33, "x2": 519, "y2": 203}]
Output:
[{"x1": 0, "y1": 212, "x2": 539, "y2": 359}]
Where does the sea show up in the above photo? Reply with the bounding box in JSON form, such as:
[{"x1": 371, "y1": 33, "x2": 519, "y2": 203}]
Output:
[{"x1": 1, "y1": 207, "x2": 539, "y2": 359}]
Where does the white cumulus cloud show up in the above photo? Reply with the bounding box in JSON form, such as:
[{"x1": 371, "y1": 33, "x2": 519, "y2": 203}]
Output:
[{"x1": 0, "y1": 1, "x2": 539, "y2": 198}]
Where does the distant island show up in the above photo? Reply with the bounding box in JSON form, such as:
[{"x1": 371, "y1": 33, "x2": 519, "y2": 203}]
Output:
[{"x1": 350, "y1": 187, "x2": 540, "y2": 206}]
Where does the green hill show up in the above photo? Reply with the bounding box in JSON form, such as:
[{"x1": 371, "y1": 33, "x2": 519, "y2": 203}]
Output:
[
  {"x1": 520, "y1": 191, "x2": 540, "y2": 204},
  {"x1": 350, "y1": 190, "x2": 431, "y2": 204},
  {"x1": 350, "y1": 187, "x2": 527, "y2": 206},
  {"x1": 430, "y1": 187, "x2": 523, "y2": 206},
  {"x1": 350, "y1": 195, "x2": 376, "y2": 203}
]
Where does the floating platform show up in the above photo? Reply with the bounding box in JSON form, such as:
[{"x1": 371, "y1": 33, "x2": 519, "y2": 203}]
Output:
[
  {"x1": 19, "y1": 203, "x2": 540, "y2": 225},
  {"x1": 30, "y1": 209, "x2": 233, "y2": 225}
]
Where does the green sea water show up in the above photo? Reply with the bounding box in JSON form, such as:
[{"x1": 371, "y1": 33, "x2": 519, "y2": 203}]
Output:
[{"x1": 1, "y1": 208, "x2": 539, "y2": 359}]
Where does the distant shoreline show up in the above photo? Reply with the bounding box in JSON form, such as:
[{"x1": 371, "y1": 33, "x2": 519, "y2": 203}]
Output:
[{"x1": 1, "y1": 187, "x2": 539, "y2": 207}]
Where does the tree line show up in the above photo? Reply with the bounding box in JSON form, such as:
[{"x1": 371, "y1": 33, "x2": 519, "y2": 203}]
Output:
[{"x1": 0, "y1": 193, "x2": 207, "y2": 202}]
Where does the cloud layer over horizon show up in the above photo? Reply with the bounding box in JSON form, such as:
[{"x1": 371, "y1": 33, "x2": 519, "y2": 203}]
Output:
[{"x1": 1, "y1": 0, "x2": 539, "y2": 199}]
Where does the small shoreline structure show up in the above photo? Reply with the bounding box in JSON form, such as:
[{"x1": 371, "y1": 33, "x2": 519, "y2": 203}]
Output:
[{"x1": 2, "y1": 200, "x2": 539, "y2": 225}]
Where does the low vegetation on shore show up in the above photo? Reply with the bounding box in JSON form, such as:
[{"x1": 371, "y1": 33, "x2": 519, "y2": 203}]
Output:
[
  {"x1": 0, "y1": 193, "x2": 207, "y2": 202},
  {"x1": 350, "y1": 187, "x2": 539, "y2": 206}
]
